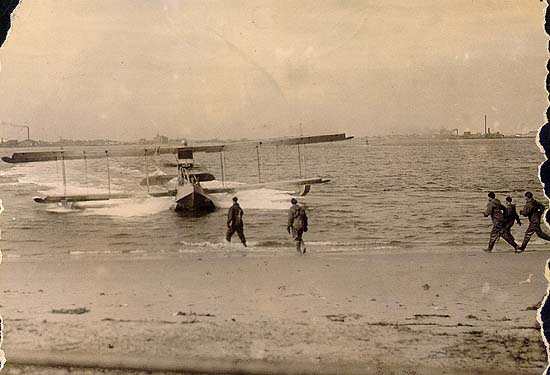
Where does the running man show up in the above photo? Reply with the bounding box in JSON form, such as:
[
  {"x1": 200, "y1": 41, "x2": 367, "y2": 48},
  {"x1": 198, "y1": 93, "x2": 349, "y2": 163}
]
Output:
[
  {"x1": 483, "y1": 192, "x2": 518, "y2": 252},
  {"x1": 226, "y1": 196, "x2": 246, "y2": 247},
  {"x1": 518, "y1": 191, "x2": 550, "y2": 252},
  {"x1": 503, "y1": 196, "x2": 521, "y2": 251}
]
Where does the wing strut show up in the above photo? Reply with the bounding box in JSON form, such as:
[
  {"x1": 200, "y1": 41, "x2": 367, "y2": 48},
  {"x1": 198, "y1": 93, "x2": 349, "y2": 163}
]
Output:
[
  {"x1": 144, "y1": 150, "x2": 150, "y2": 193},
  {"x1": 219, "y1": 151, "x2": 227, "y2": 188},
  {"x1": 83, "y1": 151, "x2": 88, "y2": 195},
  {"x1": 55, "y1": 156, "x2": 59, "y2": 190},
  {"x1": 297, "y1": 143, "x2": 302, "y2": 178},
  {"x1": 256, "y1": 143, "x2": 263, "y2": 183},
  {"x1": 276, "y1": 145, "x2": 280, "y2": 179},
  {"x1": 223, "y1": 151, "x2": 227, "y2": 188},
  {"x1": 105, "y1": 150, "x2": 111, "y2": 198},
  {"x1": 61, "y1": 149, "x2": 67, "y2": 196}
]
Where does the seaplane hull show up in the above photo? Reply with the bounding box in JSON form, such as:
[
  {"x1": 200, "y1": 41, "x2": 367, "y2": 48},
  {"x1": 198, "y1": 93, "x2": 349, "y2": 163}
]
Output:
[{"x1": 175, "y1": 183, "x2": 215, "y2": 212}]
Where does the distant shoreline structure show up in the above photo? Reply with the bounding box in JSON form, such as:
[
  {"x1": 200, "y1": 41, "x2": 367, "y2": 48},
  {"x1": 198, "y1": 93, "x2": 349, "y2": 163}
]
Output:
[
  {"x1": 0, "y1": 134, "x2": 234, "y2": 148},
  {"x1": 0, "y1": 130, "x2": 538, "y2": 148},
  {"x1": 434, "y1": 128, "x2": 537, "y2": 140},
  {"x1": 426, "y1": 115, "x2": 538, "y2": 140},
  {"x1": 360, "y1": 132, "x2": 537, "y2": 145},
  {"x1": 366, "y1": 129, "x2": 538, "y2": 142}
]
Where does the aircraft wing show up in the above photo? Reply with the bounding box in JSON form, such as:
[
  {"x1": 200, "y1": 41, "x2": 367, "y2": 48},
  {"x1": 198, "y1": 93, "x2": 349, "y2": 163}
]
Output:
[
  {"x1": 1, "y1": 145, "x2": 227, "y2": 163},
  {"x1": 2, "y1": 146, "x2": 182, "y2": 164},
  {"x1": 1, "y1": 133, "x2": 352, "y2": 163},
  {"x1": 202, "y1": 133, "x2": 352, "y2": 151},
  {"x1": 248, "y1": 133, "x2": 352, "y2": 147},
  {"x1": 203, "y1": 177, "x2": 330, "y2": 194}
]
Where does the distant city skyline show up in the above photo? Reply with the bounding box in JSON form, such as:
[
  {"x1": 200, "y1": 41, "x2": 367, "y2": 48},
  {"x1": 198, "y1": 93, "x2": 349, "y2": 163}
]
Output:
[{"x1": 0, "y1": 1, "x2": 546, "y2": 141}]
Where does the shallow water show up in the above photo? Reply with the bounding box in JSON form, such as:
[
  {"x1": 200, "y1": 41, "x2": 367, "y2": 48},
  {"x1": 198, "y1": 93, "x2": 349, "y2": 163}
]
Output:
[{"x1": 0, "y1": 137, "x2": 546, "y2": 258}]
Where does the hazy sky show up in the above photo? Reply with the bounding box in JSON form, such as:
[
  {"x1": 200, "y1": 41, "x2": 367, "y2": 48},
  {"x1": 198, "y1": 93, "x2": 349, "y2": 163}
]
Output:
[{"x1": 0, "y1": 1, "x2": 546, "y2": 141}]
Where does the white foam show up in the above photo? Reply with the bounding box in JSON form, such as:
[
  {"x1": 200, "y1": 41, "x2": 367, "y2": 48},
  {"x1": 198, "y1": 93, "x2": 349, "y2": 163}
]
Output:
[
  {"x1": 70, "y1": 250, "x2": 100, "y2": 255},
  {"x1": 207, "y1": 184, "x2": 294, "y2": 210},
  {"x1": 6, "y1": 160, "x2": 300, "y2": 216},
  {"x1": 179, "y1": 240, "x2": 229, "y2": 249},
  {"x1": 44, "y1": 206, "x2": 81, "y2": 214},
  {"x1": 79, "y1": 196, "x2": 173, "y2": 217},
  {"x1": 5, "y1": 159, "x2": 132, "y2": 193},
  {"x1": 3, "y1": 161, "x2": 173, "y2": 217}
]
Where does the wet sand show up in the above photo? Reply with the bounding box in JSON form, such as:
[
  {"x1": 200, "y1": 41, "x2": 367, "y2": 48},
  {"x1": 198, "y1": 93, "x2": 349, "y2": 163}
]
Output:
[{"x1": 0, "y1": 246, "x2": 548, "y2": 374}]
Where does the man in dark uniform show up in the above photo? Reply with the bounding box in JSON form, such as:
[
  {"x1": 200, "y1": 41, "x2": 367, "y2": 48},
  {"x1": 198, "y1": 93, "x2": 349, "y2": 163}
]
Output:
[
  {"x1": 483, "y1": 192, "x2": 519, "y2": 252},
  {"x1": 226, "y1": 197, "x2": 246, "y2": 247},
  {"x1": 518, "y1": 191, "x2": 550, "y2": 252},
  {"x1": 287, "y1": 198, "x2": 308, "y2": 254},
  {"x1": 503, "y1": 196, "x2": 521, "y2": 247}
]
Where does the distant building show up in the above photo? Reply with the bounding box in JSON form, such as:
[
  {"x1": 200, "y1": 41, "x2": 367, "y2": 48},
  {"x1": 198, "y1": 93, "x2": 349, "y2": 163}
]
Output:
[
  {"x1": 18, "y1": 139, "x2": 39, "y2": 147},
  {"x1": 484, "y1": 128, "x2": 504, "y2": 138},
  {"x1": 461, "y1": 131, "x2": 484, "y2": 139},
  {"x1": 437, "y1": 128, "x2": 459, "y2": 139},
  {"x1": 1, "y1": 139, "x2": 18, "y2": 147},
  {"x1": 153, "y1": 134, "x2": 169, "y2": 144}
]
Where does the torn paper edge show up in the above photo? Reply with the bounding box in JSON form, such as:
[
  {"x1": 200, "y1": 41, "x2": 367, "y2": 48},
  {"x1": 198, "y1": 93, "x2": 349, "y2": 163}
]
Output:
[
  {"x1": 0, "y1": 0, "x2": 22, "y2": 73},
  {"x1": 538, "y1": 2, "x2": 550, "y2": 371},
  {"x1": 539, "y1": 260, "x2": 550, "y2": 375},
  {"x1": 0, "y1": 198, "x2": 4, "y2": 370},
  {"x1": 0, "y1": 0, "x2": 22, "y2": 369}
]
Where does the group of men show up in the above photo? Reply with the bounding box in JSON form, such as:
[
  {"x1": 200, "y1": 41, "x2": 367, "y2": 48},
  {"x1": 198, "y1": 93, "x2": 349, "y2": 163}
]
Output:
[
  {"x1": 227, "y1": 191, "x2": 550, "y2": 254},
  {"x1": 484, "y1": 191, "x2": 550, "y2": 252},
  {"x1": 226, "y1": 196, "x2": 309, "y2": 254}
]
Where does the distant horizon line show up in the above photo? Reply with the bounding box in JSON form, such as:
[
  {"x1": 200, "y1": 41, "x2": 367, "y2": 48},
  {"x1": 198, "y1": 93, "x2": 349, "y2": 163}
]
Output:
[{"x1": 0, "y1": 130, "x2": 539, "y2": 146}]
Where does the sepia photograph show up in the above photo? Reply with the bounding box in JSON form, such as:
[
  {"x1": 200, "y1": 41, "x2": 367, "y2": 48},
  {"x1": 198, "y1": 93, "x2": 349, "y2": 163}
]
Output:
[{"x1": 0, "y1": 1, "x2": 549, "y2": 374}]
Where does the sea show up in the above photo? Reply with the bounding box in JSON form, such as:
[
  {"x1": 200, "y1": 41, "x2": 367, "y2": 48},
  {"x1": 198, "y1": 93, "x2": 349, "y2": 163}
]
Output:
[{"x1": 0, "y1": 137, "x2": 547, "y2": 259}]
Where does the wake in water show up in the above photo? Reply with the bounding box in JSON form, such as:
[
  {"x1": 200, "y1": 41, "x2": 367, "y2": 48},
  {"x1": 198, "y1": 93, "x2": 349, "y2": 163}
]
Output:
[
  {"x1": 76, "y1": 196, "x2": 175, "y2": 217},
  {"x1": 1, "y1": 159, "x2": 298, "y2": 217},
  {"x1": 36, "y1": 187, "x2": 294, "y2": 217},
  {"x1": 208, "y1": 187, "x2": 293, "y2": 210}
]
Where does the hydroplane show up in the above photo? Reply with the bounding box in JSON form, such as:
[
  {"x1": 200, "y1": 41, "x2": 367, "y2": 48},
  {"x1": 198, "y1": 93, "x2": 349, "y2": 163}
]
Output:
[{"x1": 1, "y1": 133, "x2": 353, "y2": 212}]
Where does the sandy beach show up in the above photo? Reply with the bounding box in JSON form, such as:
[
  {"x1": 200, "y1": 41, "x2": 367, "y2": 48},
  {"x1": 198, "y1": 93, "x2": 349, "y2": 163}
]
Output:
[{"x1": 0, "y1": 246, "x2": 548, "y2": 374}]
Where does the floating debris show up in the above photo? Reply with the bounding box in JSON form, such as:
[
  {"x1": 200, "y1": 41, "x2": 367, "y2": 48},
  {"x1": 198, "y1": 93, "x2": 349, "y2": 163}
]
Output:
[
  {"x1": 173, "y1": 311, "x2": 215, "y2": 317},
  {"x1": 412, "y1": 314, "x2": 450, "y2": 319},
  {"x1": 325, "y1": 313, "x2": 362, "y2": 322}
]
